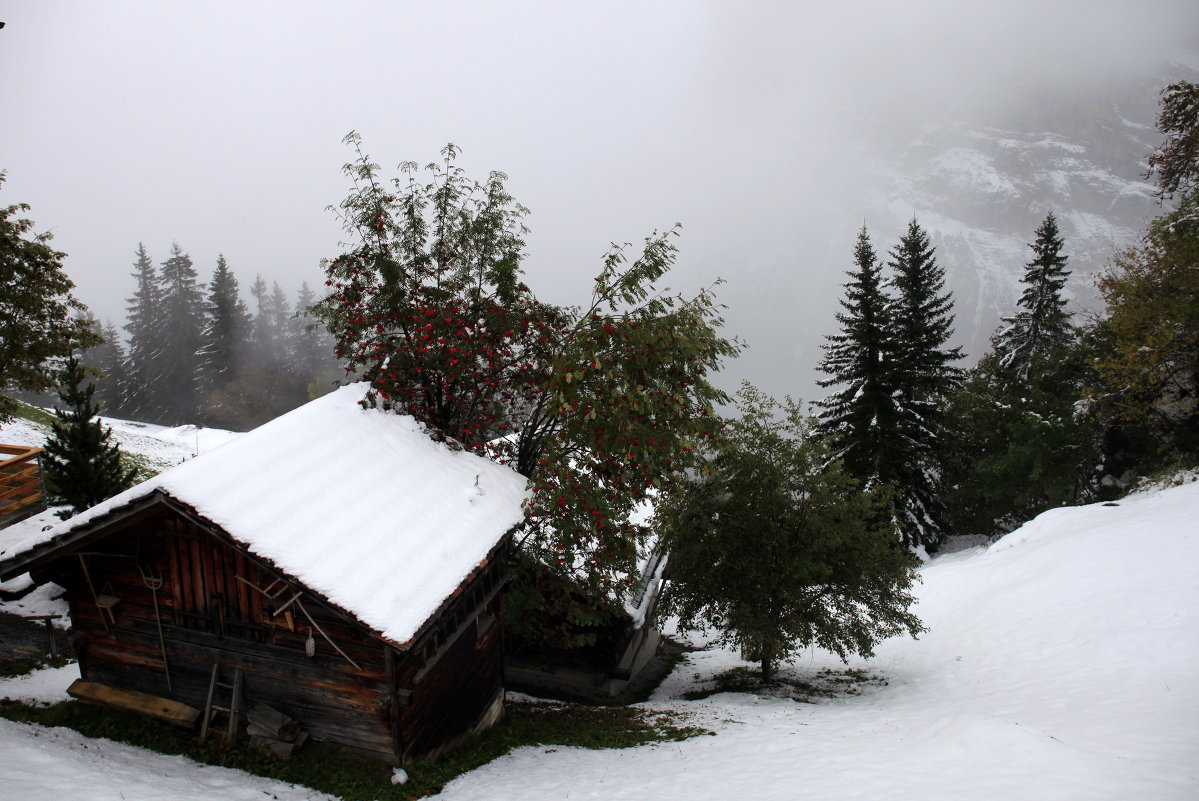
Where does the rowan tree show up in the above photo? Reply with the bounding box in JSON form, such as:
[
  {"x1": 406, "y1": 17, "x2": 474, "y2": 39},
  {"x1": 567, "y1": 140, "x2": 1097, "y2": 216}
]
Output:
[{"x1": 315, "y1": 136, "x2": 738, "y2": 602}]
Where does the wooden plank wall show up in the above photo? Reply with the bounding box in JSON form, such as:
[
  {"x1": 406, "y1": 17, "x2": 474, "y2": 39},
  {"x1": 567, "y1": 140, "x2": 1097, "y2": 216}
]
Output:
[
  {"x1": 390, "y1": 548, "x2": 509, "y2": 763},
  {"x1": 49, "y1": 509, "x2": 397, "y2": 760}
]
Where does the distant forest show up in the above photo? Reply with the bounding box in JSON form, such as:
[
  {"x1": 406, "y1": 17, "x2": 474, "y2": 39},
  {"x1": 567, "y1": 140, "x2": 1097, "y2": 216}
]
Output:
[{"x1": 23, "y1": 243, "x2": 341, "y2": 431}]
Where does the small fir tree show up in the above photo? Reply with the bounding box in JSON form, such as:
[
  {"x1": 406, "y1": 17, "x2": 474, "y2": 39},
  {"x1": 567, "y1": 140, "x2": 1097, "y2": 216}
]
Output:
[
  {"x1": 42, "y1": 356, "x2": 137, "y2": 517},
  {"x1": 993, "y1": 212, "x2": 1072, "y2": 382},
  {"x1": 655, "y1": 384, "x2": 924, "y2": 682}
]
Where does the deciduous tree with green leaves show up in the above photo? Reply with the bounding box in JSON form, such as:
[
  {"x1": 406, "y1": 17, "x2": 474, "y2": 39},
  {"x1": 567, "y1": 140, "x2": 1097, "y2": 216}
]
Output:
[
  {"x1": 314, "y1": 137, "x2": 738, "y2": 611},
  {"x1": 1092, "y1": 81, "x2": 1199, "y2": 463},
  {"x1": 0, "y1": 174, "x2": 101, "y2": 421},
  {"x1": 655, "y1": 384, "x2": 924, "y2": 682}
]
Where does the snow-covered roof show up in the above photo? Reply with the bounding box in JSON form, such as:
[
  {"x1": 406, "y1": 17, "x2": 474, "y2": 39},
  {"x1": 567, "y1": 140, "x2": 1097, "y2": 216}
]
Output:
[{"x1": 0, "y1": 384, "x2": 529, "y2": 646}]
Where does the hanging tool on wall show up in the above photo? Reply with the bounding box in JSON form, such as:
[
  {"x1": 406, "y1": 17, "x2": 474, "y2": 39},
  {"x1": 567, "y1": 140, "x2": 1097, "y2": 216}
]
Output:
[{"x1": 139, "y1": 565, "x2": 172, "y2": 690}]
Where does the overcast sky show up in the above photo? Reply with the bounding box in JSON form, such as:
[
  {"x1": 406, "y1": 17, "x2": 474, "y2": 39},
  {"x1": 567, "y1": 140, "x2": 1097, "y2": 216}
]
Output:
[{"x1": 3, "y1": 1, "x2": 1197, "y2": 401}]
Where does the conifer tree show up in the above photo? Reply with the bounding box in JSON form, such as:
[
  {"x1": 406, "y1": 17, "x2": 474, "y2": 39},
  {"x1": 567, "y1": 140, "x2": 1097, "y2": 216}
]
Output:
[
  {"x1": 42, "y1": 356, "x2": 137, "y2": 518},
  {"x1": 993, "y1": 212, "x2": 1072, "y2": 381},
  {"x1": 84, "y1": 318, "x2": 130, "y2": 417},
  {"x1": 197, "y1": 254, "x2": 252, "y2": 395},
  {"x1": 156, "y1": 243, "x2": 205, "y2": 422},
  {"x1": 885, "y1": 219, "x2": 962, "y2": 551},
  {"x1": 122, "y1": 243, "x2": 166, "y2": 419},
  {"x1": 289, "y1": 281, "x2": 338, "y2": 395},
  {"x1": 817, "y1": 226, "x2": 898, "y2": 480}
]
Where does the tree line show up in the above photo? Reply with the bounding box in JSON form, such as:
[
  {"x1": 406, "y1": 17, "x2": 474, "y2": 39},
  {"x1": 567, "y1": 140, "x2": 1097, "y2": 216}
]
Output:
[{"x1": 85, "y1": 243, "x2": 340, "y2": 430}]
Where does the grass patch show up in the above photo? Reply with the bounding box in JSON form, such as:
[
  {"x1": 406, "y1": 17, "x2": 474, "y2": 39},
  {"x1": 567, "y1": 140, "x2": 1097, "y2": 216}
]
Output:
[
  {"x1": 8, "y1": 398, "x2": 56, "y2": 428},
  {"x1": 0, "y1": 696, "x2": 709, "y2": 800},
  {"x1": 0, "y1": 655, "x2": 71, "y2": 679},
  {"x1": 121, "y1": 450, "x2": 162, "y2": 482},
  {"x1": 681, "y1": 665, "x2": 887, "y2": 703}
]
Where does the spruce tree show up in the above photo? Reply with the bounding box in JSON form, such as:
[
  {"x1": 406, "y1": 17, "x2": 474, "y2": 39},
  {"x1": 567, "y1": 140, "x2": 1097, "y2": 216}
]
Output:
[
  {"x1": 993, "y1": 212, "x2": 1072, "y2": 381},
  {"x1": 817, "y1": 226, "x2": 898, "y2": 481},
  {"x1": 156, "y1": 243, "x2": 205, "y2": 422},
  {"x1": 123, "y1": 243, "x2": 165, "y2": 420},
  {"x1": 84, "y1": 318, "x2": 130, "y2": 417},
  {"x1": 886, "y1": 219, "x2": 962, "y2": 551},
  {"x1": 42, "y1": 356, "x2": 137, "y2": 517},
  {"x1": 289, "y1": 281, "x2": 338, "y2": 395},
  {"x1": 197, "y1": 254, "x2": 252, "y2": 396}
]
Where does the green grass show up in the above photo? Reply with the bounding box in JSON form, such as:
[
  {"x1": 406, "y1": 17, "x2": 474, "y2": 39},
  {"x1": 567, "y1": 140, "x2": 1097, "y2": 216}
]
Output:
[
  {"x1": 7, "y1": 397, "x2": 56, "y2": 428},
  {"x1": 0, "y1": 655, "x2": 71, "y2": 679},
  {"x1": 0, "y1": 697, "x2": 710, "y2": 800}
]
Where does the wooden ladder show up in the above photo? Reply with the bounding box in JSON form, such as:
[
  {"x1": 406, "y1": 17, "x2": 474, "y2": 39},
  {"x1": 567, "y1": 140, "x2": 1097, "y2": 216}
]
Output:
[{"x1": 200, "y1": 664, "x2": 243, "y2": 743}]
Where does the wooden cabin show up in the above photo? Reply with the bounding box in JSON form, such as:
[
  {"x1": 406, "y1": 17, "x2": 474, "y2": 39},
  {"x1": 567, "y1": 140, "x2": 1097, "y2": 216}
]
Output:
[{"x1": 0, "y1": 386, "x2": 529, "y2": 764}]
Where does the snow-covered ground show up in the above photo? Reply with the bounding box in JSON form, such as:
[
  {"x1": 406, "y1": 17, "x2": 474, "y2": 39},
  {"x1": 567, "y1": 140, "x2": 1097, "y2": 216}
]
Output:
[
  {"x1": 0, "y1": 413, "x2": 241, "y2": 477},
  {"x1": 433, "y1": 480, "x2": 1198, "y2": 801},
  {"x1": 0, "y1": 401, "x2": 1195, "y2": 799}
]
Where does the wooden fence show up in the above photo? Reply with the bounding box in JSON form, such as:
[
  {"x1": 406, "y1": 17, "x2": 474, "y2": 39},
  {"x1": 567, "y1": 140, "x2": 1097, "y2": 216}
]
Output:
[{"x1": 0, "y1": 444, "x2": 47, "y2": 529}]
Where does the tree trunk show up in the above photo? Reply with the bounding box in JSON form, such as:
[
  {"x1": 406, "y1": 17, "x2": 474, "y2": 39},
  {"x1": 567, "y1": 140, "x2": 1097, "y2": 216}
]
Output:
[{"x1": 761, "y1": 655, "x2": 773, "y2": 683}]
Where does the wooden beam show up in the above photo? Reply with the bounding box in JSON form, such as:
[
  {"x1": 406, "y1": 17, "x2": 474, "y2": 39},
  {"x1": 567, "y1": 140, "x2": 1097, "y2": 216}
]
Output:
[{"x1": 67, "y1": 679, "x2": 201, "y2": 728}]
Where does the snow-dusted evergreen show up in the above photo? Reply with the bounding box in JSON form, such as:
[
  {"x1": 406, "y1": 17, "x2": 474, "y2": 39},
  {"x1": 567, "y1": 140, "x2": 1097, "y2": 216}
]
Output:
[
  {"x1": 121, "y1": 243, "x2": 166, "y2": 420},
  {"x1": 817, "y1": 227, "x2": 898, "y2": 481},
  {"x1": 41, "y1": 356, "x2": 136, "y2": 517},
  {"x1": 197, "y1": 254, "x2": 252, "y2": 395},
  {"x1": 886, "y1": 219, "x2": 963, "y2": 550},
  {"x1": 992, "y1": 212, "x2": 1072, "y2": 381},
  {"x1": 155, "y1": 243, "x2": 205, "y2": 423}
]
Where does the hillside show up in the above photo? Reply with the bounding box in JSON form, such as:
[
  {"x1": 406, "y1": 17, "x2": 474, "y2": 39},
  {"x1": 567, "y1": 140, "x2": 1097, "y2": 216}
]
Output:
[
  {"x1": 0, "y1": 464, "x2": 1194, "y2": 798},
  {"x1": 436, "y1": 479, "x2": 1199, "y2": 800}
]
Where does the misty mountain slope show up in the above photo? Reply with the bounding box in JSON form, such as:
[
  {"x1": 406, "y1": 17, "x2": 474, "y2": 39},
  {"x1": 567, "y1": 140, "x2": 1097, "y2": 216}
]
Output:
[{"x1": 870, "y1": 108, "x2": 1160, "y2": 358}]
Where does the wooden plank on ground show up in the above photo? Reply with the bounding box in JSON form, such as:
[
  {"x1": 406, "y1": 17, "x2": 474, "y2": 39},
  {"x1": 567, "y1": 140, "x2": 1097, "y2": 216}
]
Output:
[{"x1": 67, "y1": 678, "x2": 201, "y2": 728}]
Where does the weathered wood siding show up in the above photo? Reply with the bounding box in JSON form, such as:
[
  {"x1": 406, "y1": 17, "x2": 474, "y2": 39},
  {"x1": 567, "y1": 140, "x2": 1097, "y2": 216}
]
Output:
[
  {"x1": 47, "y1": 508, "x2": 394, "y2": 759},
  {"x1": 39, "y1": 503, "x2": 513, "y2": 764}
]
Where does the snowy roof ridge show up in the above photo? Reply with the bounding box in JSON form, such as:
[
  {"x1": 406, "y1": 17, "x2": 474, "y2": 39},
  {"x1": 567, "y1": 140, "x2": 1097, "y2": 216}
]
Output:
[{"x1": 0, "y1": 384, "x2": 530, "y2": 645}]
